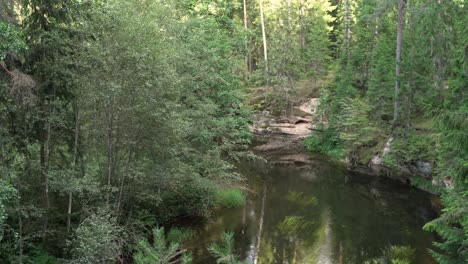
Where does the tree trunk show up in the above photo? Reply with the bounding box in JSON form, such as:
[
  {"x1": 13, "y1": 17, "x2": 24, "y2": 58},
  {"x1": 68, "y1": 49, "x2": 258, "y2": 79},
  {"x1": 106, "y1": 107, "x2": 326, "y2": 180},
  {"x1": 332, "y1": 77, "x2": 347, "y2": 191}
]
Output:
[
  {"x1": 259, "y1": 0, "x2": 269, "y2": 85},
  {"x1": 243, "y1": 0, "x2": 249, "y2": 81},
  {"x1": 39, "y1": 95, "x2": 50, "y2": 241},
  {"x1": 116, "y1": 176, "x2": 125, "y2": 217},
  {"x1": 67, "y1": 102, "x2": 80, "y2": 234},
  {"x1": 300, "y1": 0, "x2": 306, "y2": 49},
  {"x1": 344, "y1": 0, "x2": 351, "y2": 41},
  {"x1": 285, "y1": 0, "x2": 293, "y2": 116},
  {"x1": 241, "y1": 198, "x2": 246, "y2": 235},
  {"x1": 407, "y1": 1, "x2": 414, "y2": 128},
  {"x1": 343, "y1": 0, "x2": 351, "y2": 58},
  {"x1": 106, "y1": 101, "x2": 114, "y2": 202},
  {"x1": 394, "y1": 0, "x2": 405, "y2": 126},
  {"x1": 117, "y1": 147, "x2": 133, "y2": 218},
  {"x1": 16, "y1": 180, "x2": 23, "y2": 264}
]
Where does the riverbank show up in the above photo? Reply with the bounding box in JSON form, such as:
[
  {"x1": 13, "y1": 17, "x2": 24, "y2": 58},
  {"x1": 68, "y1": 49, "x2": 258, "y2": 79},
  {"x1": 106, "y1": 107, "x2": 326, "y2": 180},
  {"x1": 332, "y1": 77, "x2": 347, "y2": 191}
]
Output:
[{"x1": 248, "y1": 86, "x2": 443, "y2": 196}]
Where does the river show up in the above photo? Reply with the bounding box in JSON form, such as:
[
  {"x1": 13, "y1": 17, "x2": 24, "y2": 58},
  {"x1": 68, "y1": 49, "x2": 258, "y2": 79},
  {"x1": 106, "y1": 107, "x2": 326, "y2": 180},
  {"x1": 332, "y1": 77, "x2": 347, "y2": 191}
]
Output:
[{"x1": 185, "y1": 153, "x2": 437, "y2": 264}]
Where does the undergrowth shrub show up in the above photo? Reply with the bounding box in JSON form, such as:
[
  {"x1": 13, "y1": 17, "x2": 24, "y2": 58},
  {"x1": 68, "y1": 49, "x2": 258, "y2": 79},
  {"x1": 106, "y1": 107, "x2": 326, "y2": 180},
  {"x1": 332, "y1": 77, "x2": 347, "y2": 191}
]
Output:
[
  {"x1": 214, "y1": 188, "x2": 244, "y2": 208},
  {"x1": 304, "y1": 128, "x2": 345, "y2": 160},
  {"x1": 383, "y1": 131, "x2": 436, "y2": 168}
]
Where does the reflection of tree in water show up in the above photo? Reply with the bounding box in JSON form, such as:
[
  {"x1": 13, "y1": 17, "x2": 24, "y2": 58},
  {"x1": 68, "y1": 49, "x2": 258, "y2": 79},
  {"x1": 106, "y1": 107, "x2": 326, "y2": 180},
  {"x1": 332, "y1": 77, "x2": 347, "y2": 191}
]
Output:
[
  {"x1": 278, "y1": 216, "x2": 313, "y2": 263},
  {"x1": 274, "y1": 191, "x2": 322, "y2": 264},
  {"x1": 287, "y1": 191, "x2": 318, "y2": 207},
  {"x1": 234, "y1": 160, "x2": 434, "y2": 264},
  {"x1": 326, "y1": 179, "x2": 433, "y2": 264},
  {"x1": 253, "y1": 183, "x2": 266, "y2": 264},
  {"x1": 364, "y1": 245, "x2": 415, "y2": 264}
]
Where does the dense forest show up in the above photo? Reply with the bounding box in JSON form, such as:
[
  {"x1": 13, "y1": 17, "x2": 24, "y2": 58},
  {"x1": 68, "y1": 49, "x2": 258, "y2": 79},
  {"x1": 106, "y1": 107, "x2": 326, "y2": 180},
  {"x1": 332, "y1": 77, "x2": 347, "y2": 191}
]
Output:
[{"x1": 0, "y1": 0, "x2": 466, "y2": 263}]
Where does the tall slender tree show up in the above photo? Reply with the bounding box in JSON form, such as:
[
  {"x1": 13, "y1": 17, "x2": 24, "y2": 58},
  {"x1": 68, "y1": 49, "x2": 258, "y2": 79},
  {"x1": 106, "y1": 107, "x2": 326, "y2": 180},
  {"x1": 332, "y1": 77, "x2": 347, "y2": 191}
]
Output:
[
  {"x1": 243, "y1": 0, "x2": 249, "y2": 80},
  {"x1": 393, "y1": 0, "x2": 405, "y2": 126},
  {"x1": 259, "y1": 0, "x2": 269, "y2": 85}
]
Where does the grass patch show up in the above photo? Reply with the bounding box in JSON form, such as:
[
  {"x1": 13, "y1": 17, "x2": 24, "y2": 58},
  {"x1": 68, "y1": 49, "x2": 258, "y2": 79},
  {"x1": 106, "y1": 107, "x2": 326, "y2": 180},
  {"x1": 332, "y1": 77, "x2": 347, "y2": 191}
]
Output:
[
  {"x1": 167, "y1": 228, "x2": 194, "y2": 244},
  {"x1": 214, "y1": 188, "x2": 244, "y2": 208},
  {"x1": 412, "y1": 116, "x2": 433, "y2": 131}
]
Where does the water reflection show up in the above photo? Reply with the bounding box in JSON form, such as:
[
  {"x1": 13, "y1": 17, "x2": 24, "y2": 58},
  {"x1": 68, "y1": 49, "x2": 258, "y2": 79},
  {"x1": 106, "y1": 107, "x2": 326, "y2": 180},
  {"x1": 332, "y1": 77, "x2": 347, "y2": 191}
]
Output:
[
  {"x1": 186, "y1": 157, "x2": 437, "y2": 264},
  {"x1": 253, "y1": 183, "x2": 266, "y2": 264}
]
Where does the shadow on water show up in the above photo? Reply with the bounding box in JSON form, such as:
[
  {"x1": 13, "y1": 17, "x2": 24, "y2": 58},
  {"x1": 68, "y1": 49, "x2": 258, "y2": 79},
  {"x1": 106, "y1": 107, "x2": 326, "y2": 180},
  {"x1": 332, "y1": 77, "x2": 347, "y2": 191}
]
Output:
[{"x1": 185, "y1": 155, "x2": 437, "y2": 264}]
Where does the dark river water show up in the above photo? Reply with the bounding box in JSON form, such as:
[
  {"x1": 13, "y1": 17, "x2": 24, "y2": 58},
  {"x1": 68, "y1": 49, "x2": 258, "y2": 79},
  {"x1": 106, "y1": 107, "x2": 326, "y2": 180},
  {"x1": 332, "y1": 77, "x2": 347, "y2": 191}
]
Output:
[{"x1": 185, "y1": 154, "x2": 437, "y2": 264}]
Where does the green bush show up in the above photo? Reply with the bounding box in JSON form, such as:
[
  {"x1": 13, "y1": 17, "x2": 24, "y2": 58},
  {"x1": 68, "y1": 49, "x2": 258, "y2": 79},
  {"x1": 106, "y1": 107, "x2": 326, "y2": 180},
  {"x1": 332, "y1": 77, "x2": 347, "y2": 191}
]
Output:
[
  {"x1": 383, "y1": 131, "x2": 436, "y2": 168},
  {"x1": 157, "y1": 177, "x2": 216, "y2": 221},
  {"x1": 69, "y1": 212, "x2": 123, "y2": 264},
  {"x1": 214, "y1": 188, "x2": 244, "y2": 208},
  {"x1": 26, "y1": 249, "x2": 60, "y2": 264},
  {"x1": 424, "y1": 189, "x2": 468, "y2": 264},
  {"x1": 304, "y1": 129, "x2": 345, "y2": 160},
  {"x1": 134, "y1": 227, "x2": 192, "y2": 264}
]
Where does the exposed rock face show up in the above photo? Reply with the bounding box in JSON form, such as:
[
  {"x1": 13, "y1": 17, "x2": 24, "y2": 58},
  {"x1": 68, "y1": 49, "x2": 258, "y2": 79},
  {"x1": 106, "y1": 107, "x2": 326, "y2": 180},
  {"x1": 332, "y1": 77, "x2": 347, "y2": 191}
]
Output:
[
  {"x1": 251, "y1": 98, "x2": 322, "y2": 162},
  {"x1": 251, "y1": 98, "x2": 320, "y2": 138},
  {"x1": 297, "y1": 98, "x2": 319, "y2": 116},
  {"x1": 370, "y1": 155, "x2": 382, "y2": 166},
  {"x1": 410, "y1": 161, "x2": 432, "y2": 176},
  {"x1": 432, "y1": 176, "x2": 454, "y2": 189}
]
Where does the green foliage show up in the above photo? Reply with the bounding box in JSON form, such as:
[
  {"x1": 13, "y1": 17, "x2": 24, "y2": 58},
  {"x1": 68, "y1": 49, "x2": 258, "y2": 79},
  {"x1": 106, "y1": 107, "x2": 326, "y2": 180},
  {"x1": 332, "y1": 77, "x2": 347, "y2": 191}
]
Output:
[
  {"x1": 69, "y1": 212, "x2": 123, "y2": 264},
  {"x1": 384, "y1": 131, "x2": 436, "y2": 168},
  {"x1": 214, "y1": 188, "x2": 244, "y2": 208},
  {"x1": 304, "y1": 128, "x2": 345, "y2": 160},
  {"x1": 0, "y1": 181, "x2": 20, "y2": 264},
  {"x1": 251, "y1": 0, "x2": 335, "y2": 113},
  {"x1": 364, "y1": 245, "x2": 415, "y2": 264},
  {"x1": 425, "y1": 40, "x2": 467, "y2": 262},
  {"x1": 0, "y1": 22, "x2": 27, "y2": 59},
  {"x1": 24, "y1": 249, "x2": 60, "y2": 264},
  {"x1": 316, "y1": 2, "x2": 467, "y2": 262},
  {"x1": 433, "y1": 107, "x2": 468, "y2": 187},
  {"x1": 154, "y1": 177, "x2": 216, "y2": 222},
  {"x1": 318, "y1": 0, "x2": 466, "y2": 172},
  {"x1": 340, "y1": 97, "x2": 378, "y2": 147},
  {"x1": 0, "y1": 180, "x2": 16, "y2": 242},
  {"x1": 134, "y1": 227, "x2": 192, "y2": 264},
  {"x1": 424, "y1": 190, "x2": 468, "y2": 264},
  {"x1": 208, "y1": 232, "x2": 251, "y2": 264}
]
